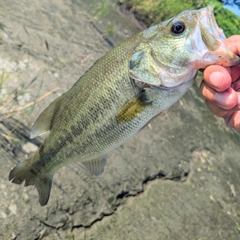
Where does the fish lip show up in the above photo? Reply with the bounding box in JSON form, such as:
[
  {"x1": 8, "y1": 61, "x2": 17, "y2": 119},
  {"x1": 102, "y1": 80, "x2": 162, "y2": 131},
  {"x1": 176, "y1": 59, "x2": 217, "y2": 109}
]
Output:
[
  {"x1": 157, "y1": 76, "x2": 195, "y2": 91},
  {"x1": 198, "y1": 5, "x2": 226, "y2": 43},
  {"x1": 186, "y1": 6, "x2": 240, "y2": 68}
]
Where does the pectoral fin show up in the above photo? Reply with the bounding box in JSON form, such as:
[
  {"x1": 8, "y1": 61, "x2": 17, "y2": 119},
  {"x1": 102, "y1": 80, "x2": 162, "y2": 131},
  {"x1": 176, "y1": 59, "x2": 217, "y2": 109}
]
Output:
[
  {"x1": 129, "y1": 50, "x2": 161, "y2": 86},
  {"x1": 117, "y1": 91, "x2": 151, "y2": 123},
  {"x1": 30, "y1": 96, "x2": 61, "y2": 139},
  {"x1": 82, "y1": 156, "x2": 107, "y2": 176}
]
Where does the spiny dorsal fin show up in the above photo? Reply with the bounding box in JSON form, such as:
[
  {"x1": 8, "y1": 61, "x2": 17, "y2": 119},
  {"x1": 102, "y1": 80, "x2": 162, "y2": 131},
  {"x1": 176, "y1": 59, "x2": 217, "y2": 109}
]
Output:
[
  {"x1": 82, "y1": 156, "x2": 107, "y2": 176},
  {"x1": 30, "y1": 96, "x2": 61, "y2": 139}
]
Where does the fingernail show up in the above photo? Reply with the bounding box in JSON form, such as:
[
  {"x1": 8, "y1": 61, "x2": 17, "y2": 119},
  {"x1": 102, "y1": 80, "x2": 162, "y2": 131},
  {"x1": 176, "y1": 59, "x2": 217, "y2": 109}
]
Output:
[{"x1": 210, "y1": 71, "x2": 224, "y2": 86}]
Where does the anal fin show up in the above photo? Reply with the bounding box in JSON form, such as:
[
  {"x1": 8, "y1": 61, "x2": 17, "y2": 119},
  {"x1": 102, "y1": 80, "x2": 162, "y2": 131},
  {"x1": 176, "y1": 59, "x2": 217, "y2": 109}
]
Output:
[{"x1": 82, "y1": 156, "x2": 107, "y2": 176}]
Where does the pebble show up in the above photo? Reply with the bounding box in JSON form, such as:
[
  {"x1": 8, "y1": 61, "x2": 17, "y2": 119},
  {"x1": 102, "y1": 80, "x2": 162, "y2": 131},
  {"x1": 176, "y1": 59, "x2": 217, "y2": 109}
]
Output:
[{"x1": 22, "y1": 142, "x2": 38, "y2": 153}]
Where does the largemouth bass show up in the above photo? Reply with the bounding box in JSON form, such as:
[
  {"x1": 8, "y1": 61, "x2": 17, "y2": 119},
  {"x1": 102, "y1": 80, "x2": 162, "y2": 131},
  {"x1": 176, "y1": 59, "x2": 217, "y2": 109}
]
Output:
[{"x1": 9, "y1": 6, "x2": 240, "y2": 206}]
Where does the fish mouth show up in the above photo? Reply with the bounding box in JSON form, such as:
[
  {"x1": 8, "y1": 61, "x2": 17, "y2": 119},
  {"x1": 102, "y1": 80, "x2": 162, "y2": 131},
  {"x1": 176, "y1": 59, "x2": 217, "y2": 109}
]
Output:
[
  {"x1": 184, "y1": 6, "x2": 240, "y2": 68},
  {"x1": 197, "y1": 6, "x2": 240, "y2": 67},
  {"x1": 157, "y1": 76, "x2": 195, "y2": 91},
  {"x1": 198, "y1": 5, "x2": 225, "y2": 50}
]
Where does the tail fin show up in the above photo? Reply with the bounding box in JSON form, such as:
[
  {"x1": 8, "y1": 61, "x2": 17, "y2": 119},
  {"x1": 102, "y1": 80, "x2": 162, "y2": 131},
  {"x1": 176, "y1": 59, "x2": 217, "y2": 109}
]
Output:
[{"x1": 9, "y1": 160, "x2": 53, "y2": 206}]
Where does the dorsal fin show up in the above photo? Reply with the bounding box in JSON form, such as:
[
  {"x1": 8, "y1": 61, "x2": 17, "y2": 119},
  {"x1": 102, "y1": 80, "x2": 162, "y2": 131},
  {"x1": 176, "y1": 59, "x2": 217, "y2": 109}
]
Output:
[
  {"x1": 30, "y1": 96, "x2": 61, "y2": 139},
  {"x1": 82, "y1": 156, "x2": 107, "y2": 176}
]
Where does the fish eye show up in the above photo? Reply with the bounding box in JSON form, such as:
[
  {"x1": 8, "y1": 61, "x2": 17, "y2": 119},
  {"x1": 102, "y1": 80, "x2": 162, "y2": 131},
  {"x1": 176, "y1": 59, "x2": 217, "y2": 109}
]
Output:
[{"x1": 171, "y1": 21, "x2": 185, "y2": 35}]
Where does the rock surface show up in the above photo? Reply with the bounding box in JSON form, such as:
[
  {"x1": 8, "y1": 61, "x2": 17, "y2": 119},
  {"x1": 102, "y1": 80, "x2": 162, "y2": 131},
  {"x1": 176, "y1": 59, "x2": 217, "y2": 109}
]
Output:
[{"x1": 1, "y1": 1, "x2": 240, "y2": 239}]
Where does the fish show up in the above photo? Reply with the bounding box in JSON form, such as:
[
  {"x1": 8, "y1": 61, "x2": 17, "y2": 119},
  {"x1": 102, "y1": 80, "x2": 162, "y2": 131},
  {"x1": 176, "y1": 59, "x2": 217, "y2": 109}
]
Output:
[{"x1": 9, "y1": 6, "x2": 240, "y2": 206}]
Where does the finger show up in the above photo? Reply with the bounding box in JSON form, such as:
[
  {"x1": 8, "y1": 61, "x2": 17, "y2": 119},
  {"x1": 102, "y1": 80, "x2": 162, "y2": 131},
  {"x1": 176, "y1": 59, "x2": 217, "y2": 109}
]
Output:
[
  {"x1": 200, "y1": 82, "x2": 238, "y2": 110},
  {"x1": 224, "y1": 35, "x2": 240, "y2": 56},
  {"x1": 200, "y1": 81, "x2": 214, "y2": 101},
  {"x1": 205, "y1": 99, "x2": 228, "y2": 117},
  {"x1": 205, "y1": 99, "x2": 240, "y2": 118},
  {"x1": 231, "y1": 64, "x2": 240, "y2": 82},
  {"x1": 203, "y1": 65, "x2": 231, "y2": 92},
  {"x1": 231, "y1": 79, "x2": 240, "y2": 92},
  {"x1": 224, "y1": 111, "x2": 240, "y2": 132}
]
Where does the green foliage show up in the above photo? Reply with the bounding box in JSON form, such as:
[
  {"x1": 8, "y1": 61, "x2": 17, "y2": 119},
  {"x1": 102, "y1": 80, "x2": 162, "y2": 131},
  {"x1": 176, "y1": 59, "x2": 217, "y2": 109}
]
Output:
[
  {"x1": 209, "y1": 0, "x2": 240, "y2": 37},
  {"x1": 122, "y1": 0, "x2": 240, "y2": 37},
  {"x1": 89, "y1": 0, "x2": 113, "y2": 20}
]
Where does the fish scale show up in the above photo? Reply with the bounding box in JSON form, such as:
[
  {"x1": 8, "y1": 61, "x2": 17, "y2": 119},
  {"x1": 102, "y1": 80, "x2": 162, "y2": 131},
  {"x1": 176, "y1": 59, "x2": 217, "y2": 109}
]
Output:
[
  {"x1": 9, "y1": 6, "x2": 240, "y2": 206},
  {"x1": 31, "y1": 35, "x2": 143, "y2": 175}
]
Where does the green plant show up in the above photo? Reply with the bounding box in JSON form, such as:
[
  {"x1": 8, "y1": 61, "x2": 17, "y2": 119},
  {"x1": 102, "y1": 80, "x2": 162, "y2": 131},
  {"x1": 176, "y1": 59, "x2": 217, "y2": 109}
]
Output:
[{"x1": 121, "y1": 0, "x2": 240, "y2": 37}]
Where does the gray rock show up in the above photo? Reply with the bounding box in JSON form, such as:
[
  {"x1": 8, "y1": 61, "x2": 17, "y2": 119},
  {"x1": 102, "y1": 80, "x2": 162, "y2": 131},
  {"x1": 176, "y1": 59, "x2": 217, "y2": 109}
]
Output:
[{"x1": 1, "y1": 1, "x2": 240, "y2": 240}]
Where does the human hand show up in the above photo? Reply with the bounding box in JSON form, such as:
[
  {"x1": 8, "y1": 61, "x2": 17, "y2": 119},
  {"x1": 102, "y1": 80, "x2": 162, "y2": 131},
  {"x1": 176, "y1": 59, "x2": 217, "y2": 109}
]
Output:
[{"x1": 200, "y1": 35, "x2": 240, "y2": 132}]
